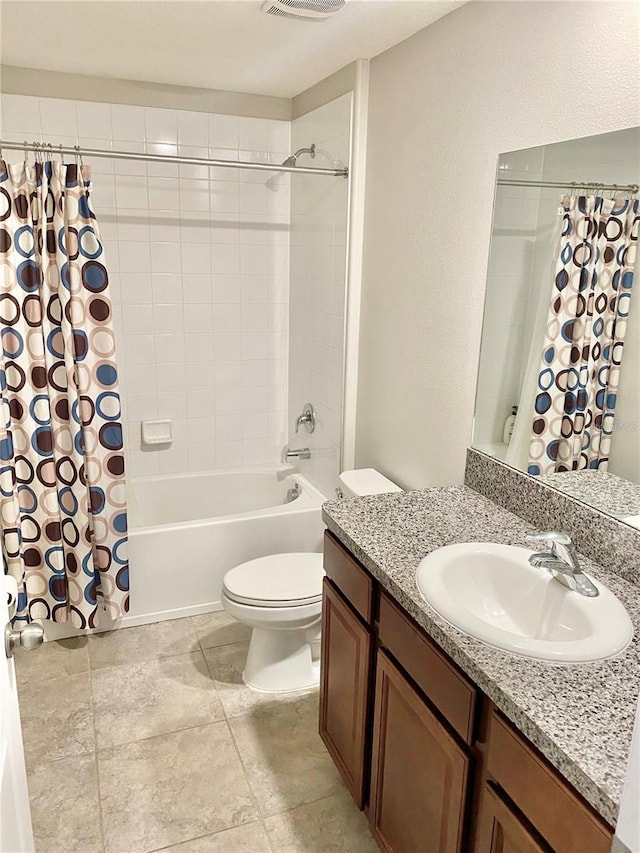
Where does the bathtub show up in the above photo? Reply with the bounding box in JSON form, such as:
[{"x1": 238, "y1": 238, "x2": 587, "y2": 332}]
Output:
[{"x1": 122, "y1": 468, "x2": 326, "y2": 628}]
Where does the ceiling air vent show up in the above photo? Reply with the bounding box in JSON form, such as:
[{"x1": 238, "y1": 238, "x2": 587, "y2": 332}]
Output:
[{"x1": 261, "y1": 0, "x2": 346, "y2": 21}]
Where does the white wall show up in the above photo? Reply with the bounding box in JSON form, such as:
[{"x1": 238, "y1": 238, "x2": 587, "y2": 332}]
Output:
[
  {"x1": 0, "y1": 94, "x2": 291, "y2": 477},
  {"x1": 288, "y1": 94, "x2": 351, "y2": 497},
  {"x1": 356, "y1": 0, "x2": 640, "y2": 489}
]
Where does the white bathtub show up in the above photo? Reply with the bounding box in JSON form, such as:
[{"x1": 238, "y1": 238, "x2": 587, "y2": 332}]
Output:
[{"x1": 124, "y1": 468, "x2": 326, "y2": 627}]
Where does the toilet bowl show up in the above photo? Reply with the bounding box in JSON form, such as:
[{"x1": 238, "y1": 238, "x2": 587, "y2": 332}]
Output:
[
  {"x1": 222, "y1": 468, "x2": 401, "y2": 693},
  {"x1": 222, "y1": 552, "x2": 325, "y2": 693}
]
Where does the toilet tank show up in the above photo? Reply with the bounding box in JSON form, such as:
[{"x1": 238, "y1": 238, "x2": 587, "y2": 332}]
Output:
[{"x1": 338, "y1": 468, "x2": 402, "y2": 498}]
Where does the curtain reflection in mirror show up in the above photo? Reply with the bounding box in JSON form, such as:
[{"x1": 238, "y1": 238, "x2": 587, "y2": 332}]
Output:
[{"x1": 523, "y1": 195, "x2": 639, "y2": 475}]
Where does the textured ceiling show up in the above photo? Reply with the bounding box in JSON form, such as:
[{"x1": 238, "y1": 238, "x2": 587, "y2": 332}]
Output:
[{"x1": 0, "y1": 0, "x2": 465, "y2": 98}]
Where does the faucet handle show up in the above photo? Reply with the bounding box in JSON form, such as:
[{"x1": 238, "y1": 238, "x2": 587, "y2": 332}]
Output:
[
  {"x1": 295, "y1": 403, "x2": 316, "y2": 434},
  {"x1": 526, "y1": 530, "x2": 572, "y2": 547},
  {"x1": 526, "y1": 530, "x2": 580, "y2": 571}
]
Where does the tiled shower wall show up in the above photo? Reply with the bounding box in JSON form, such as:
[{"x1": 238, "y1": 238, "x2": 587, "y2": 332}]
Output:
[
  {"x1": 288, "y1": 94, "x2": 351, "y2": 498},
  {"x1": 473, "y1": 148, "x2": 543, "y2": 456},
  {"x1": 0, "y1": 94, "x2": 291, "y2": 476}
]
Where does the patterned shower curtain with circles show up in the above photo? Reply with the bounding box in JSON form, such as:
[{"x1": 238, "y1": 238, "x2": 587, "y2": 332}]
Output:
[
  {"x1": 528, "y1": 194, "x2": 639, "y2": 476},
  {"x1": 0, "y1": 158, "x2": 129, "y2": 628}
]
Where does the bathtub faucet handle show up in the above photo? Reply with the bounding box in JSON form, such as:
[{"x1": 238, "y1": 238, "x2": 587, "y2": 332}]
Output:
[
  {"x1": 283, "y1": 446, "x2": 311, "y2": 462},
  {"x1": 295, "y1": 403, "x2": 316, "y2": 434}
]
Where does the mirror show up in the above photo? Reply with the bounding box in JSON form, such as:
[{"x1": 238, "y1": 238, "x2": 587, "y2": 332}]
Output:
[{"x1": 473, "y1": 128, "x2": 640, "y2": 527}]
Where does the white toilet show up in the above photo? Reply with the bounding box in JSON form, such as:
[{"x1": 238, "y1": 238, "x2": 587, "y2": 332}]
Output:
[{"x1": 222, "y1": 468, "x2": 402, "y2": 693}]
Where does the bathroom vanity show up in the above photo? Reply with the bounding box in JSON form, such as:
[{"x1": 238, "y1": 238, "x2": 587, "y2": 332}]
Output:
[{"x1": 320, "y1": 486, "x2": 640, "y2": 852}]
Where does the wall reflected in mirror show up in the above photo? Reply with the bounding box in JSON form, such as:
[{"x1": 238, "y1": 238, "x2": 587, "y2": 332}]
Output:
[{"x1": 473, "y1": 128, "x2": 640, "y2": 528}]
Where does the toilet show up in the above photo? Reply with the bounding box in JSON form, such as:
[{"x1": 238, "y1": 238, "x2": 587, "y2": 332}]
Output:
[{"x1": 222, "y1": 468, "x2": 402, "y2": 693}]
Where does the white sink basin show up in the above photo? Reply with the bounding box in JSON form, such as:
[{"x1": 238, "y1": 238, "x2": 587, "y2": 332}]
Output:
[{"x1": 416, "y1": 542, "x2": 633, "y2": 663}]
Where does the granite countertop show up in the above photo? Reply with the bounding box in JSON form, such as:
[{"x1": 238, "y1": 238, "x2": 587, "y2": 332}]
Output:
[
  {"x1": 537, "y1": 470, "x2": 640, "y2": 521},
  {"x1": 322, "y1": 484, "x2": 640, "y2": 828}
]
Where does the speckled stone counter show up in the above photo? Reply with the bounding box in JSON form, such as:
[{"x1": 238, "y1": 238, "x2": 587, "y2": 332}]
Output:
[
  {"x1": 537, "y1": 470, "x2": 640, "y2": 521},
  {"x1": 322, "y1": 485, "x2": 640, "y2": 827}
]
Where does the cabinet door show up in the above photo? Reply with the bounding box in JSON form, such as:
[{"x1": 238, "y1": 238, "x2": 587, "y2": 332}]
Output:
[
  {"x1": 475, "y1": 784, "x2": 547, "y2": 853},
  {"x1": 369, "y1": 650, "x2": 469, "y2": 853},
  {"x1": 319, "y1": 578, "x2": 372, "y2": 808}
]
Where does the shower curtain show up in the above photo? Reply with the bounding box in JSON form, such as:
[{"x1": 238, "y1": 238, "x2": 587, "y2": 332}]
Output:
[
  {"x1": 527, "y1": 194, "x2": 639, "y2": 475},
  {"x1": 0, "y1": 158, "x2": 129, "y2": 628}
]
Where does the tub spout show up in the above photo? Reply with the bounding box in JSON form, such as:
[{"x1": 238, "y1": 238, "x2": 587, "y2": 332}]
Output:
[{"x1": 283, "y1": 446, "x2": 310, "y2": 462}]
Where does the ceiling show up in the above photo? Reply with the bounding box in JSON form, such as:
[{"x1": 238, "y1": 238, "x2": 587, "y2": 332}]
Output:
[{"x1": 0, "y1": 0, "x2": 465, "y2": 99}]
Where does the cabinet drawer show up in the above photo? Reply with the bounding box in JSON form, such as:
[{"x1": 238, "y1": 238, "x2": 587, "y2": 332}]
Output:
[
  {"x1": 487, "y1": 711, "x2": 612, "y2": 853},
  {"x1": 378, "y1": 592, "x2": 476, "y2": 744},
  {"x1": 323, "y1": 531, "x2": 374, "y2": 624}
]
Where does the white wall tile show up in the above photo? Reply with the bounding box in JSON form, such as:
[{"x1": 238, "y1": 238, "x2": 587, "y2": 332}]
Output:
[
  {"x1": 216, "y1": 388, "x2": 243, "y2": 416},
  {"x1": 215, "y1": 361, "x2": 242, "y2": 388},
  {"x1": 115, "y1": 175, "x2": 148, "y2": 209},
  {"x1": 3, "y1": 94, "x2": 289, "y2": 479},
  {"x1": 187, "y1": 390, "x2": 215, "y2": 418},
  {"x1": 152, "y1": 274, "x2": 183, "y2": 304},
  {"x1": 2, "y1": 94, "x2": 41, "y2": 134},
  {"x1": 181, "y1": 243, "x2": 211, "y2": 275},
  {"x1": 212, "y1": 245, "x2": 240, "y2": 274},
  {"x1": 119, "y1": 241, "x2": 151, "y2": 274},
  {"x1": 215, "y1": 440, "x2": 243, "y2": 468},
  {"x1": 238, "y1": 117, "x2": 269, "y2": 151},
  {"x1": 154, "y1": 303, "x2": 184, "y2": 334},
  {"x1": 214, "y1": 303, "x2": 242, "y2": 332},
  {"x1": 151, "y1": 242, "x2": 181, "y2": 275},
  {"x1": 145, "y1": 108, "x2": 178, "y2": 145},
  {"x1": 184, "y1": 303, "x2": 214, "y2": 333},
  {"x1": 180, "y1": 179, "x2": 210, "y2": 212},
  {"x1": 182, "y1": 274, "x2": 212, "y2": 304},
  {"x1": 39, "y1": 98, "x2": 78, "y2": 138},
  {"x1": 216, "y1": 414, "x2": 243, "y2": 443},
  {"x1": 77, "y1": 101, "x2": 112, "y2": 140},
  {"x1": 111, "y1": 105, "x2": 145, "y2": 142},
  {"x1": 124, "y1": 334, "x2": 155, "y2": 364},
  {"x1": 148, "y1": 178, "x2": 180, "y2": 210},
  {"x1": 178, "y1": 111, "x2": 209, "y2": 147},
  {"x1": 208, "y1": 114, "x2": 239, "y2": 150}
]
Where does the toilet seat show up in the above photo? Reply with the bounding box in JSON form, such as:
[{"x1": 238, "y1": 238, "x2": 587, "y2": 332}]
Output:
[{"x1": 223, "y1": 552, "x2": 324, "y2": 608}]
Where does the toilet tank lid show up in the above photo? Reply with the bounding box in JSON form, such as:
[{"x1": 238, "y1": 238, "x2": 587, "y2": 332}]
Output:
[{"x1": 339, "y1": 468, "x2": 402, "y2": 497}]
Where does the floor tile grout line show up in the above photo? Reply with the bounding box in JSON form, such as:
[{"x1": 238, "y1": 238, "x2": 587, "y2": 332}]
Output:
[
  {"x1": 223, "y1": 710, "x2": 266, "y2": 830},
  {"x1": 87, "y1": 672, "x2": 107, "y2": 853},
  {"x1": 89, "y1": 645, "x2": 207, "y2": 677},
  {"x1": 87, "y1": 636, "x2": 248, "y2": 674},
  {"x1": 146, "y1": 817, "x2": 272, "y2": 853},
  {"x1": 200, "y1": 646, "x2": 268, "y2": 834},
  {"x1": 95, "y1": 717, "x2": 231, "y2": 756}
]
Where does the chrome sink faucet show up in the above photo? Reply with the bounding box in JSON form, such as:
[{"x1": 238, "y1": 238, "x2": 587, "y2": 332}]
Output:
[{"x1": 527, "y1": 531, "x2": 599, "y2": 597}]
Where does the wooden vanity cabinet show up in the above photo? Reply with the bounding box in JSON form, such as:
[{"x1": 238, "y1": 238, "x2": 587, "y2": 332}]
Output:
[
  {"x1": 320, "y1": 532, "x2": 615, "y2": 853},
  {"x1": 478, "y1": 710, "x2": 613, "y2": 853},
  {"x1": 319, "y1": 532, "x2": 375, "y2": 807},
  {"x1": 369, "y1": 650, "x2": 469, "y2": 852}
]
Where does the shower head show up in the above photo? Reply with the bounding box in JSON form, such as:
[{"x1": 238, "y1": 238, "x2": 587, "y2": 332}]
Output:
[{"x1": 281, "y1": 144, "x2": 316, "y2": 168}]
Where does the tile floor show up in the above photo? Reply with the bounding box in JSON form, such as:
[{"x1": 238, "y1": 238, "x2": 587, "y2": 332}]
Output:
[{"x1": 15, "y1": 612, "x2": 378, "y2": 853}]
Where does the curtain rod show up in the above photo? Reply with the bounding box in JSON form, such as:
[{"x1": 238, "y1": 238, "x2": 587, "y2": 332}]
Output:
[
  {"x1": 0, "y1": 139, "x2": 349, "y2": 178},
  {"x1": 497, "y1": 177, "x2": 639, "y2": 193}
]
